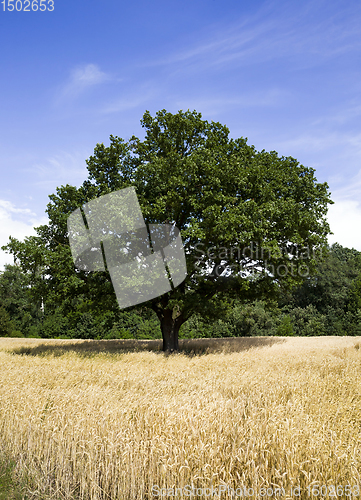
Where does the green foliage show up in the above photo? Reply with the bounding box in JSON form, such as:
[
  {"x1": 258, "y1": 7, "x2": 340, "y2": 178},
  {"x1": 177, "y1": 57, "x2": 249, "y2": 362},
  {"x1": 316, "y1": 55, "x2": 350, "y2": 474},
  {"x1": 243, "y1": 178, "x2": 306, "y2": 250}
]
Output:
[
  {"x1": 221, "y1": 301, "x2": 278, "y2": 337},
  {"x1": 288, "y1": 243, "x2": 361, "y2": 315},
  {"x1": 9, "y1": 330, "x2": 24, "y2": 338},
  {"x1": 284, "y1": 243, "x2": 361, "y2": 335},
  {"x1": 102, "y1": 309, "x2": 161, "y2": 340},
  {"x1": 0, "y1": 264, "x2": 41, "y2": 336},
  {"x1": 0, "y1": 307, "x2": 14, "y2": 337},
  {"x1": 68, "y1": 312, "x2": 100, "y2": 340},
  {"x1": 39, "y1": 310, "x2": 69, "y2": 339},
  {"x1": 180, "y1": 300, "x2": 279, "y2": 338},
  {"x1": 342, "y1": 310, "x2": 361, "y2": 336},
  {"x1": 287, "y1": 305, "x2": 327, "y2": 336},
  {"x1": 103, "y1": 325, "x2": 134, "y2": 340},
  {"x1": 277, "y1": 315, "x2": 294, "y2": 336},
  {"x1": 0, "y1": 455, "x2": 28, "y2": 499},
  {"x1": 347, "y1": 273, "x2": 361, "y2": 313},
  {"x1": 179, "y1": 314, "x2": 218, "y2": 339},
  {"x1": 1, "y1": 110, "x2": 334, "y2": 346}
]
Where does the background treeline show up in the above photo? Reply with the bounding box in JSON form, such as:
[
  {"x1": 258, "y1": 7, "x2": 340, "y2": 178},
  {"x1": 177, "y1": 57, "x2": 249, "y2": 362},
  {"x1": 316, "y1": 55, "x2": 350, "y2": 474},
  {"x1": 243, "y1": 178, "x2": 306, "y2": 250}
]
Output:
[{"x1": 1, "y1": 242, "x2": 361, "y2": 339}]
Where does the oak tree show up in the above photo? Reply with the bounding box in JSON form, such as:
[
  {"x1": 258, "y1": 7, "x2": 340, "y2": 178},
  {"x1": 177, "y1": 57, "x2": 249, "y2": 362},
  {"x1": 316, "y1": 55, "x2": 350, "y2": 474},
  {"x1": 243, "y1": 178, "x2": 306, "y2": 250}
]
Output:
[{"x1": 3, "y1": 109, "x2": 333, "y2": 352}]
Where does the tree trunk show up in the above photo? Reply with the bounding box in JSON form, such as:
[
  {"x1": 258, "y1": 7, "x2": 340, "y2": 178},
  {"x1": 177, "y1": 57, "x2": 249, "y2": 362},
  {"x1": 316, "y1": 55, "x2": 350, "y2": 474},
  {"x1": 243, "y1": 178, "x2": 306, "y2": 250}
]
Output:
[{"x1": 160, "y1": 308, "x2": 183, "y2": 353}]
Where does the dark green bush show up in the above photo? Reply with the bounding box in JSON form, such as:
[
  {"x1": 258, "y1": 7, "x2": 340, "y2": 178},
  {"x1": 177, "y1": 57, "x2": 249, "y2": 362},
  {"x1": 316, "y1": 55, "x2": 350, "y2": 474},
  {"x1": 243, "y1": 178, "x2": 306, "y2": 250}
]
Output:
[
  {"x1": 68, "y1": 312, "x2": 100, "y2": 339},
  {"x1": 287, "y1": 305, "x2": 327, "y2": 336},
  {"x1": 0, "y1": 306, "x2": 15, "y2": 337},
  {"x1": 276, "y1": 315, "x2": 294, "y2": 336},
  {"x1": 180, "y1": 301, "x2": 279, "y2": 338}
]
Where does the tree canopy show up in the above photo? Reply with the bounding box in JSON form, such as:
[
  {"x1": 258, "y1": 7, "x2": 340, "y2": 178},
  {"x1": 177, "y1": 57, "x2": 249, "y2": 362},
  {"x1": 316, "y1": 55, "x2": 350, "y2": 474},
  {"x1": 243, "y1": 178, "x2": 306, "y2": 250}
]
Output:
[{"x1": 3, "y1": 109, "x2": 333, "y2": 351}]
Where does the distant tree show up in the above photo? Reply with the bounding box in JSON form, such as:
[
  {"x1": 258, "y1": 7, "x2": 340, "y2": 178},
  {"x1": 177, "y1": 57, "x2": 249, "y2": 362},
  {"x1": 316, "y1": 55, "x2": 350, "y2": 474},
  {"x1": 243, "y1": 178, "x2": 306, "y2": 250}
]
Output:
[
  {"x1": 3, "y1": 109, "x2": 333, "y2": 351},
  {"x1": 280, "y1": 243, "x2": 361, "y2": 334},
  {"x1": 0, "y1": 264, "x2": 38, "y2": 335},
  {"x1": 0, "y1": 306, "x2": 14, "y2": 337},
  {"x1": 348, "y1": 274, "x2": 361, "y2": 314},
  {"x1": 286, "y1": 244, "x2": 361, "y2": 312}
]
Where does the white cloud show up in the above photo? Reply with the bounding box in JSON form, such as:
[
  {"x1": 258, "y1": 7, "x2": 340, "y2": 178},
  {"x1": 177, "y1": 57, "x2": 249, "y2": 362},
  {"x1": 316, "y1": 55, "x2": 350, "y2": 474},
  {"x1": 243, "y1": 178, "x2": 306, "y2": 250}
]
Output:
[
  {"x1": 145, "y1": 0, "x2": 361, "y2": 75},
  {"x1": 70, "y1": 64, "x2": 109, "y2": 87},
  {"x1": 29, "y1": 150, "x2": 89, "y2": 189},
  {"x1": 174, "y1": 89, "x2": 288, "y2": 117},
  {"x1": 327, "y1": 199, "x2": 361, "y2": 251},
  {"x1": 0, "y1": 200, "x2": 48, "y2": 271},
  {"x1": 0, "y1": 200, "x2": 35, "y2": 217},
  {"x1": 275, "y1": 130, "x2": 361, "y2": 155},
  {"x1": 101, "y1": 87, "x2": 156, "y2": 114},
  {"x1": 265, "y1": 129, "x2": 361, "y2": 182},
  {"x1": 55, "y1": 64, "x2": 112, "y2": 103}
]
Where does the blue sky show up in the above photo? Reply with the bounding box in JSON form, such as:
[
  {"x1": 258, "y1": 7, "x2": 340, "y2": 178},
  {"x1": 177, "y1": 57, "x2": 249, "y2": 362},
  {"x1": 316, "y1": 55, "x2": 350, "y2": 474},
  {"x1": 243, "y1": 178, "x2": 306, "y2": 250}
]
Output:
[{"x1": 1, "y1": 0, "x2": 361, "y2": 269}]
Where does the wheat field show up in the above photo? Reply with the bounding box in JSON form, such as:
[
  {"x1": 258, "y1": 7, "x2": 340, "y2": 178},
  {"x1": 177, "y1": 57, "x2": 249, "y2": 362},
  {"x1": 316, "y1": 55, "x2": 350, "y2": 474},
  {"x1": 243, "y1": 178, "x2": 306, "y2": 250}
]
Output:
[{"x1": 0, "y1": 336, "x2": 360, "y2": 499}]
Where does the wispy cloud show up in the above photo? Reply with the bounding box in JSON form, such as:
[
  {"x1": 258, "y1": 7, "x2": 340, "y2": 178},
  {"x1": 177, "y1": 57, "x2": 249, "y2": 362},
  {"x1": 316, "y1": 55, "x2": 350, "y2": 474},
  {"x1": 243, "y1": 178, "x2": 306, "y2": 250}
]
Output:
[
  {"x1": 276, "y1": 132, "x2": 350, "y2": 155},
  {"x1": 270, "y1": 128, "x2": 361, "y2": 175},
  {"x1": 28, "y1": 150, "x2": 89, "y2": 190},
  {"x1": 327, "y1": 167, "x2": 361, "y2": 202},
  {"x1": 144, "y1": 19, "x2": 282, "y2": 75},
  {"x1": 101, "y1": 85, "x2": 157, "y2": 114},
  {"x1": 55, "y1": 64, "x2": 112, "y2": 104},
  {"x1": 143, "y1": 0, "x2": 361, "y2": 77},
  {"x1": 174, "y1": 89, "x2": 289, "y2": 117},
  {"x1": 0, "y1": 200, "x2": 48, "y2": 270}
]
